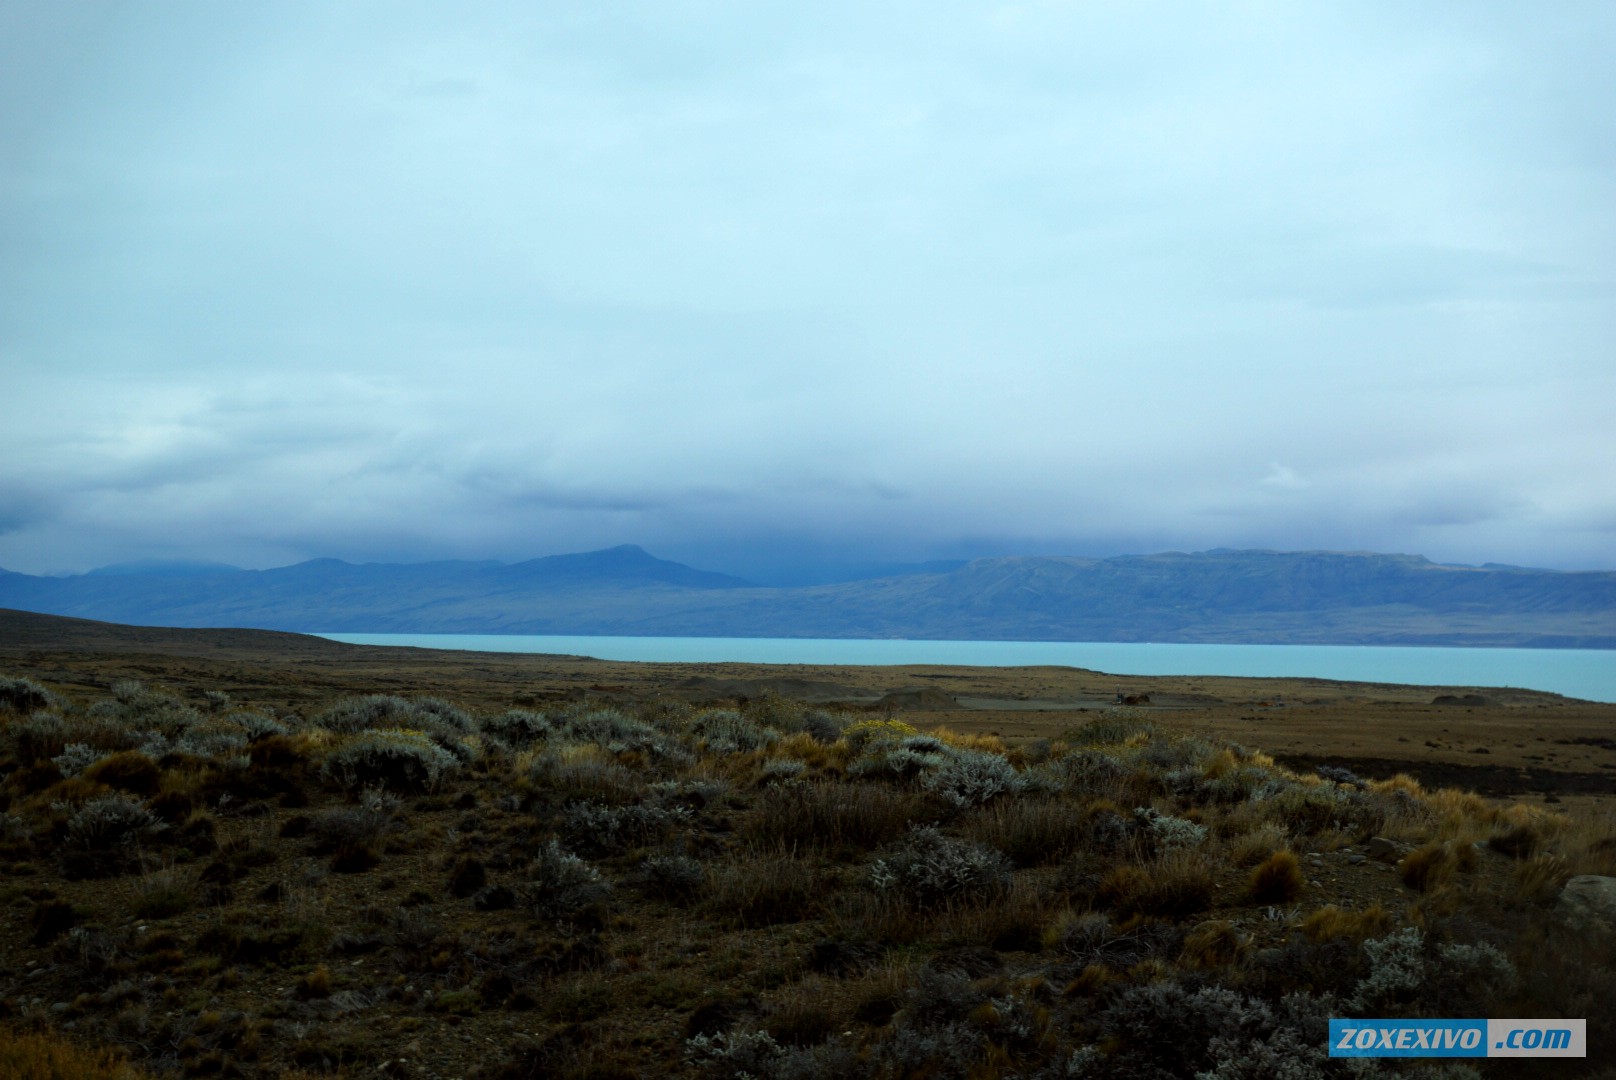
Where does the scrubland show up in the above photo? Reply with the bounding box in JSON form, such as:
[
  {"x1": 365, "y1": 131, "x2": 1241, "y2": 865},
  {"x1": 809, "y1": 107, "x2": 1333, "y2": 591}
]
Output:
[{"x1": 1, "y1": 671, "x2": 1613, "y2": 1079}]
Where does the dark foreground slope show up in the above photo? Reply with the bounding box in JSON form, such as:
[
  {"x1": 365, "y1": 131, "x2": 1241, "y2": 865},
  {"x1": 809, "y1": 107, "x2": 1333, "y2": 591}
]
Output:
[
  {"x1": 1, "y1": 622, "x2": 1613, "y2": 1079},
  {"x1": 3, "y1": 547, "x2": 1615, "y2": 647}
]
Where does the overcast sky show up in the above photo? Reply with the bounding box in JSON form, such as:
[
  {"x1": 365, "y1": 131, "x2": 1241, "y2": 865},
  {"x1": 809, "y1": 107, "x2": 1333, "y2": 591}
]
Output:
[{"x1": 2, "y1": 2, "x2": 1613, "y2": 582}]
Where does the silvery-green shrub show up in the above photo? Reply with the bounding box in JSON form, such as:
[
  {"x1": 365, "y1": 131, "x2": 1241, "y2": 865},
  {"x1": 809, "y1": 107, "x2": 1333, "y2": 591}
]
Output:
[
  {"x1": 561, "y1": 800, "x2": 690, "y2": 855},
  {"x1": 322, "y1": 728, "x2": 459, "y2": 792},
  {"x1": 5, "y1": 711, "x2": 69, "y2": 761},
  {"x1": 478, "y1": 708, "x2": 551, "y2": 748},
  {"x1": 62, "y1": 794, "x2": 167, "y2": 876},
  {"x1": 870, "y1": 825, "x2": 1010, "y2": 907},
  {"x1": 1133, "y1": 806, "x2": 1208, "y2": 850},
  {"x1": 175, "y1": 721, "x2": 250, "y2": 760},
  {"x1": 1067, "y1": 711, "x2": 1157, "y2": 746},
  {"x1": 692, "y1": 709, "x2": 778, "y2": 754},
  {"x1": 638, "y1": 853, "x2": 705, "y2": 902},
  {"x1": 760, "y1": 758, "x2": 806, "y2": 783},
  {"x1": 51, "y1": 742, "x2": 101, "y2": 777},
  {"x1": 0, "y1": 675, "x2": 56, "y2": 714},
  {"x1": 920, "y1": 747, "x2": 1022, "y2": 807},
  {"x1": 522, "y1": 839, "x2": 611, "y2": 922},
  {"x1": 554, "y1": 706, "x2": 686, "y2": 762},
  {"x1": 1347, "y1": 927, "x2": 1516, "y2": 1018},
  {"x1": 231, "y1": 710, "x2": 290, "y2": 741},
  {"x1": 685, "y1": 1029, "x2": 785, "y2": 1079}
]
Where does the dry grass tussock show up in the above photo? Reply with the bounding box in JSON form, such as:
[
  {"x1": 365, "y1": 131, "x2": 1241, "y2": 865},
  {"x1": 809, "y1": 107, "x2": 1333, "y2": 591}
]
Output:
[{"x1": 2, "y1": 672, "x2": 1614, "y2": 1078}]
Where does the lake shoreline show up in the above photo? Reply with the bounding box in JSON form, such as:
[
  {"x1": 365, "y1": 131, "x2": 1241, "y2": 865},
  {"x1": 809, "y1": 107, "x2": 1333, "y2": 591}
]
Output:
[{"x1": 316, "y1": 631, "x2": 1616, "y2": 704}]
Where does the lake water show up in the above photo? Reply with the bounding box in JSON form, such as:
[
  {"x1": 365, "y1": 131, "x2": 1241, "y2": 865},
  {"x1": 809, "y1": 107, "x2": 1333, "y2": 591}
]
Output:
[{"x1": 315, "y1": 634, "x2": 1616, "y2": 703}]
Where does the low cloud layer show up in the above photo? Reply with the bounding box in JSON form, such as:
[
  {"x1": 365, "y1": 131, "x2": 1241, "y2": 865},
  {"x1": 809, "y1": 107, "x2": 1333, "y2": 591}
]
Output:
[{"x1": 3, "y1": 3, "x2": 1613, "y2": 580}]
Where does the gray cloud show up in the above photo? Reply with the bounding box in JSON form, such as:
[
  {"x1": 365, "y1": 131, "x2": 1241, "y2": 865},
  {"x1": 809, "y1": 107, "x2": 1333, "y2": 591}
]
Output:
[{"x1": 1, "y1": 2, "x2": 1613, "y2": 578}]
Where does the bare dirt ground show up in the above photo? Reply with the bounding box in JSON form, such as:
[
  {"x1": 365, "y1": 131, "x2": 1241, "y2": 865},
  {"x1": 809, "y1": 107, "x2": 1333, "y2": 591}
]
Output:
[{"x1": 5, "y1": 609, "x2": 1612, "y2": 817}]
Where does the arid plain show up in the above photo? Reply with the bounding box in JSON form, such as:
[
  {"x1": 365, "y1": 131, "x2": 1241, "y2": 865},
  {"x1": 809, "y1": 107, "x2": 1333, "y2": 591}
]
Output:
[
  {"x1": 3, "y1": 608, "x2": 1614, "y2": 1078},
  {"x1": 4, "y1": 609, "x2": 1611, "y2": 814}
]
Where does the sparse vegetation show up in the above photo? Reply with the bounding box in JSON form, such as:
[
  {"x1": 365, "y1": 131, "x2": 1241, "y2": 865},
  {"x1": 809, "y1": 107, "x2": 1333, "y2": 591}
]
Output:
[{"x1": 1, "y1": 667, "x2": 1613, "y2": 1078}]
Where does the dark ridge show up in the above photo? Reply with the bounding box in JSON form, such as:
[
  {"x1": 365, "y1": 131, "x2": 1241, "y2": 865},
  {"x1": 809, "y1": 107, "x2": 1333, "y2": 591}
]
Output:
[{"x1": 0, "y1": 607, "x2": 355, "y2": 656}]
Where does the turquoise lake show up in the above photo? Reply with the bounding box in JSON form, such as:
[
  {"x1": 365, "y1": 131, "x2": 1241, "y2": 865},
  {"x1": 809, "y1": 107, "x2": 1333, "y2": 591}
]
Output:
[{"x1": 315, "y1": 634, "x2": 1616, "y2": 704}]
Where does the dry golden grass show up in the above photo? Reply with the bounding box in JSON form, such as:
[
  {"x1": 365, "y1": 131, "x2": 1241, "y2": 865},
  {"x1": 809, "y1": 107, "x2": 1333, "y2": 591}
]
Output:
[
  {"x1": 1301, "y1": 903, "x2": 1393, "y2": 943},
  {"x1": 1399, "y1": 842, "x2": 1455, "y2": 892},
  {"x1": 928, "y1": 875, "x2": 1054, "y2": 951},
  {"x1": 932, "y1": 726, "x2": 1007, "y2": 755},
  {"x1": 1100, "y1": 852, "x2": 1216, "y2": 920},
  {"x1": 0, "y1": 1026, "x2": 150, "y2": 1080},
  {"x1": 1225, "y1": 820, "x2": 1286, "y2": 867},
  {"x1": 1246, "y1": 850, "x2": 1306, "y2": 904},
  {"x1": 1179, "y1": 919, "x2": 1248, "y2": 969},
  {"x1": 1513, "y1": 853, "x2": 1574, "y2": 904}
]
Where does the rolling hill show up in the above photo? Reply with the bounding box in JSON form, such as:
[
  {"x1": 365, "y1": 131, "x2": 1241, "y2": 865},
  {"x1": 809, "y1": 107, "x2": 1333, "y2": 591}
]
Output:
[{"x1": 2, "y1": 546, "x2": 1612, "y2": 647}]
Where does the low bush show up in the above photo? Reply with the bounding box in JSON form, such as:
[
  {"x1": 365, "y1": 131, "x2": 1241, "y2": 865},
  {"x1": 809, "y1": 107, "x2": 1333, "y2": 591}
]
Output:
[
  {"x1": 50, "y1": 742, "x2": 100, "y2": 777},
  {"x1": 524, "y1": 743, "x2": 645, "y2": 805},
  {"x1": 1260, "y1": 780, "x2": 1385, "y2": 838},
  {"x1": 560, "y1": 799, "x2": 689, "y2": 856},
  {"x1": 685, "y1": 1029, "x2": 786, "y2": 1080},
  {"x1": 691, "y1": 709, "x2": 778, "y2": 753},
  {"x1": 870, "y1": 825, "x2": 1010, "y2": 909},
  {"x1": 322, "y1": 729, "x2": 458, "y2": 792},
  {"x1": 794, "y1": 709, "x2": 849, "y2": 744},
  {"x1": 1100, "y1": 980, "x2": 1277, "y2": 1077},
  {"x1": 172, "y1": 720, "x2": 251, "y2": 760},
  {"x1": 1133, "y1": 805, "x2": 1207, "y2": 852},
  {"x1": 841, "y1": 719, "x2": 919, "y2": 752},
  {"x1": 1066, "y1": 712, "x2": 1157, "y2": 746},
  {"x1": 521, "y1": 840, "x2": 612, "y2": 926},
  {"x1": 62, "y1": 795, "x2": 168, "y2": 878},
  {"x1": 1346, "y1": 926, "x2": 1517, "y2": 1018},
  {"x1": 306, "y1": 788, "x2": 403, "y2": 865},
  {"x1": 0, "y1": 674, "x2": 57, "y2": 715},
  {"x1": 758, "y1": 757, "x2": 806, "y2": 783},
  {"x1": 1053, "y1": 749, "x2": 1127, "y2": 798},
  {"x1": 636, "y1": 853, "x2": 706, "y2": 903},
  {"x1": 316, "y1": 694, "x2": 471, "y2": 735},
  {"x1": 0, "y1": 810, "x2": 32, "y2": 857},
  {"x1": 478, "y1": 708, "x2": 551, "y2": 748},
  {"x1": 920, "y1": 747, "x2": 1022, "y2": 808},
  {"x1": 849, "y1": 733, "x2": 951, "y2": 781},
  {"x1": 553, "y1": 706, "x2": 681, "y2": 761},
  {"x1": 4, "y1": 710, "x2": 71, "y2": 763}
]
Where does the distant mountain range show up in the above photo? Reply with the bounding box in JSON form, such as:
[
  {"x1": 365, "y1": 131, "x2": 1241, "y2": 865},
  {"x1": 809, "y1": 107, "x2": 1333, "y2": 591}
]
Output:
[{"x1": 2, "y1": 545, "x2": 1613, "y2": 647}]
